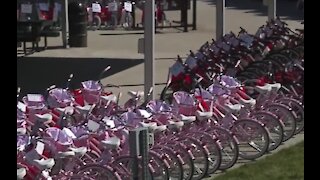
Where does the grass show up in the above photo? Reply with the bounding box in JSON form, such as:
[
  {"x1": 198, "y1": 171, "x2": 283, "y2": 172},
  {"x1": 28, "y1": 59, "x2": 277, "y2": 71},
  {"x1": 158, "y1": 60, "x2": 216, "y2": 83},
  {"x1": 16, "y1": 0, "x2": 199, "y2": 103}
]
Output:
[{"x1": 212, "y1": 141, "x2": 304, "y2": 180}]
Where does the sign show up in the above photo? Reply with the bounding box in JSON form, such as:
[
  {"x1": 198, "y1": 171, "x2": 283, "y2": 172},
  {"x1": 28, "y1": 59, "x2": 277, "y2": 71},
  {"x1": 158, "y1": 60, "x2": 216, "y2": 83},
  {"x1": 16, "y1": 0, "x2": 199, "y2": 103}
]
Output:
[
  {"x1": 39, "y1": 3, "x2": 49, "y2": 11},
  {"x1": 27, "y1": 94, "x2": 43, "y2": 102},
  {"x1": 108, "y1": 2, "x2": 118, "y2": 12},
  {"x1": 124, "y1": 2, "x2": 132, "y2": 12},
  {"x1": 21, "y1": 4, "x2": 33, "y2": 14},
  {"x1": 92, "y1": 3, "x2": 101, "y2": 13}
]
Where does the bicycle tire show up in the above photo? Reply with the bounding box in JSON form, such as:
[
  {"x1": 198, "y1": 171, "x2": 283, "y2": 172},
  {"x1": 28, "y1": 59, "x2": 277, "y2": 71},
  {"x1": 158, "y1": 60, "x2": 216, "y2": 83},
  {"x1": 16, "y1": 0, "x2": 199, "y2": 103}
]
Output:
[
  {"x1": 265, "y1": 103, "x2": 297, "y2": 141},
  {"x1": 187, "y1": 131, "x2": 222, "y2": 174},
  {"x1": 111, "y1": 155, "x2": 153, "y2": 180},
  {"x1": 74, "y1": 164, "x2": 120, "y2": 180},
  {"x1": 178, "y1": 136, "x2": 209, "y2": 180},
  {"x1": 152, "y1": 146, "x2": 184, "y2": 180},
  {"x1": 275, "y1": 97, "x2": 304, "y2": 134},
  {"x1": 148, "y1": 150, "x2": 170, "y2": 180},
  {"x1": 250, "y1": 110, "x2": 284, "y2": 151},
  {"x1": 207, "y1": 126, "x2": 239, "y2": 170},
  {"x1": 231, "y1": 118, "x2": 270, "y2": 160},
  {"x1": 165, "y1": 142, "x2": 194, "y2": 180}
]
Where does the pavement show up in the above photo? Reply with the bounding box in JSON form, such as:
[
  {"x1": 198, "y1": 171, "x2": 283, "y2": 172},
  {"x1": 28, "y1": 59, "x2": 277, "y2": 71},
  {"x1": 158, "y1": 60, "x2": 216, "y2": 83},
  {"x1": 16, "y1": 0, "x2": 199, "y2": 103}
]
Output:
[{"x1": 17, "y1": 0, "x2": 304, "y2": 176}]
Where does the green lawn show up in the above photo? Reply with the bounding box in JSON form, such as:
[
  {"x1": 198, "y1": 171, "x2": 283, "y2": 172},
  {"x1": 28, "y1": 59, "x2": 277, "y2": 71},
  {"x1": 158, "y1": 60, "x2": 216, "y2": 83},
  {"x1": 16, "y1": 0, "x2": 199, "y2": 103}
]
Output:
[{"x1": 212, "y1": 141, "x2": 304, "y2": 180}]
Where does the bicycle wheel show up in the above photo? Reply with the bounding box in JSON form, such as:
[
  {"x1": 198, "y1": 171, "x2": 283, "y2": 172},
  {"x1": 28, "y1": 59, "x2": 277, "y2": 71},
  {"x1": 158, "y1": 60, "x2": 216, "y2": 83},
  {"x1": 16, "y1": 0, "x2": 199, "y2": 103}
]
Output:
[
  {"x1": 74, "y1": 164, "x2": 120, "y2": 180},
  {"x1": 165, "y1": 142, "x2": 194, "y2": 180},
  {"x1": 207, "y1": 126, "x2": 239, "y2": 170},
  {"x1": 275, "y1": 97, "x2": 304, "y2": 134},
  {"x1": 178, "y1": 136, "x2": 209, "y2": 180},
  {"x1": 152, "y1": 146, "x2": 184, "y2": 180},
  {"x1": 250, "y1": 111, "x2": 284, "y2": 151},
  {"x1": 231, "y1": 118, "x2": 269, "y2": 160},
  {"x1": 112, "y1": 155, "x2": 153, "y2": 180},
  {"x1": 187, "y1": 131, "x2": 222, "y2": 174},
  {"x1": 265, "y1": 103, "x2": 297, "y2": 141},
  {"x1": 148, "y1": 151, "x2": 170, "y2": 180}
]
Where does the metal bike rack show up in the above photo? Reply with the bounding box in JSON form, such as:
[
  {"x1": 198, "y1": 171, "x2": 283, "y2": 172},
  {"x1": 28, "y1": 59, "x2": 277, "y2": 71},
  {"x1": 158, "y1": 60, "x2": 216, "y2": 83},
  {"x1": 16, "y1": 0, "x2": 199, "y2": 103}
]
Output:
[{"x1": 129, "y1": 127, "x2": 151, "y2": 180}]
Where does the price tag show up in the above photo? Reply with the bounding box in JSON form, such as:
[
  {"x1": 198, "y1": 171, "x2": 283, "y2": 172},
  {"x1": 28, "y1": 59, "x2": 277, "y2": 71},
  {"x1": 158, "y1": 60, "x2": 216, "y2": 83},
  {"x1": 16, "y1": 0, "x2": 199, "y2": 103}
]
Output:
[
  {"x1": 108, "y1": 2, "x2": 118, "y2": 12},
  {"x1": 87, "y1": 120, "x2": 100, "y2": 132},
  {"x1": 170, "y1": 62, "x2": 184, "y2": 77},
  {"x1": 21, "y1": 4, "x2": 33, "y2": 14},
  {"x1": 124, "y1": 2, "x2": 132, "y2": 12},
  {"x1": 27, "y1": 94, "x2": 43, "y2": 102},
  {"x1": 36, "y1": 141, "x2": 45, "y2": 155},
  {"x1": 185, "y1": 56, "x2": 198, "y2": 69},
  {"x1": 92, "y1": 3, "x2": 101, "y2": 13}
]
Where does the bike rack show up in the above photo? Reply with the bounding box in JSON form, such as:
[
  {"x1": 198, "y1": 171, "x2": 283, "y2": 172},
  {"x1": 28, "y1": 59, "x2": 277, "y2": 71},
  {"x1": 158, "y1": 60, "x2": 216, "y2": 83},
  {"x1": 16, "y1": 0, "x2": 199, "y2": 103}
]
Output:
[{"x1": 129, "y1": 127, "x2": 151, "y2": 180}]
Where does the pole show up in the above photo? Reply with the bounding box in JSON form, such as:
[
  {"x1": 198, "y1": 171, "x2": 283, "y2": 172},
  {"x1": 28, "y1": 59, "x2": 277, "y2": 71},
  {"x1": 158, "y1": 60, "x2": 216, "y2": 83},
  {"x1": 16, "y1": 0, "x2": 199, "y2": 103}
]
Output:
[
  {"x1": 192, "y1": 0, "x2": 197, "y2": 30},
  {"x1": 268, "y1": 0, "x2": 276, "y2": 21},
  {"x1": 216, "y1": 0, "x2": 225, "y2": 40},
  {"x1": 144, "y1": 0, "x2": 155, "y2": 101},
  {"x1": 61, "y1": 0, "x2": 69, "y2": 48}
]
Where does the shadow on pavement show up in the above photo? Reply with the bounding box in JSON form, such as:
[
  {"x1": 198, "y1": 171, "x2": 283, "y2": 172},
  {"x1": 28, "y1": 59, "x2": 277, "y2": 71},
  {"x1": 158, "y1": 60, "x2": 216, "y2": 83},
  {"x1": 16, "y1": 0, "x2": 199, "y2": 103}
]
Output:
[
  {"x1": 17, "y1": 57, "x2": 143, "y2": 97},
  {"x1": 200, "y1": 0, "x2": 304, "y2": 21}
]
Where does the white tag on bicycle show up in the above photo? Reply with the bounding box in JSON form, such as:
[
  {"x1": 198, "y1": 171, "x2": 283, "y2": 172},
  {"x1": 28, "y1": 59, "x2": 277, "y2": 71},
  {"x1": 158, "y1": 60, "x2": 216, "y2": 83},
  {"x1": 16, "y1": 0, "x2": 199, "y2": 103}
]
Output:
[
  {"x1": 170, "y1": 62, "x2": 184, "y2": 77},
  {"x1": 124, "y1": 2, "x2": 132, "y2": 12},
  {"x1": 102, "y1": 117, "x2": 115, "y2": 128},
  {"x1": 88, "y1": 120, "x2": 100, "y2": 132},
  {"x1": 27, "y1": 94, "x2": 43, "y2": 102},
  {"x1": 185, "y1": 56, "x2": 198, "y2": 69},
  {"x1": 108, "y1": 2, "x2": 118, "y2": 12},
  {"x1": 36, "y1": 141, "x2": 45, "y2": 155},
  {"x1": 17, "y1": 102, "x2": 27, "y2": 113},
  {"x1": 138, "y1": 109, "x2": 152, "y2": 118},
  {"x1": 62, "y1": 128, "x2": 77, "y2": 139},
  {"x1": 92, "y1": 3, "x2": 101, "y2": 13},
  {"x1": 21, "y1": 4, "x2": 33, "y2": 14}
]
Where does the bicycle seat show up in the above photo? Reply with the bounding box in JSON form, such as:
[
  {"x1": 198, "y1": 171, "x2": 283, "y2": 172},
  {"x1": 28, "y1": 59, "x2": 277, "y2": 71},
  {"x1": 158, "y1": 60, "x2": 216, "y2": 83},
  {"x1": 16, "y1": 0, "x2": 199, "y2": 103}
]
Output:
[
  {"x1": 225, "y1": 103, "x2": 243, "y2": 113},
  {"x1": 255, "y1": 84, "x2": 272, "y2": 94},
  {"x1": 179, "y1": 114, "x2": 196, "y2": 123},
  {"x1": 101, "y1": 94, "x2": 117, "y2": 103},
  {"x1": 139, "y1": 122, "x2": 157, "y2": 131},
  {"x1": 17, "y1": 168, "x2": 27, "y2": 179},
  {"x1": 154, "y1": 125, "x2": 167, "y2": 133},
  {"x1": 68, "y1": 147, "x2": 87, "y2": 156},
  {"x1": 266, "y1": 83, "x2": 281, "y2": 91},
  {"x1": 128, "y1": 90, "x2": 144, "y2": 98},
  {"x1": 101, "y1": 136, "x2": 121, "y2": 149},
  {"x1": 238, "y1": 97, "x2": 256, "y2": 106},
  {"x1": 56, "y1": 150, "x2": 76, "y2": 158},
  {"x1": 35, "y1": 113, "x2": 53, "y2": 123},
  {"x1": 196, "y1": 111, "x2": 213, "y2": 121},
  {"x1": 17, "y1": 127, "x2": 27, "y2": 135},
  {"x1": 33, "y1": 158, "x2": 55, "y2": 169},
  {"x1": 75, "y1": 105, "x2": 93, "y2": 114},
  {"x1": 167, "y1": 120, "x2": 184, "y2": 129},
  {"x1": 56, "y1": 106, "x2": 74, "y2": 115}
]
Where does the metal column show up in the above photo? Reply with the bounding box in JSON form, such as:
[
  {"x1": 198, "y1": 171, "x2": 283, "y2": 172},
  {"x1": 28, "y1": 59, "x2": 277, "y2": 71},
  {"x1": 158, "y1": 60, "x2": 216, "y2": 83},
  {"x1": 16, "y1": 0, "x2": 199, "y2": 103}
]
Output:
[
  {"x1": 61, "y1": 0, "x2": 69, "y2": 48},
  {"x1": 268, "y1": 0, "x2": 276, "y2": 21},
  {"x1": 216, "y1": 0, "x2": 225, "y2": 40},
  {"x1": 192, "y1": 0, "x2": 197, "y2": 30},
  {"x1": 144, "y1": 0, "x2": 155, "y2": 101}
]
